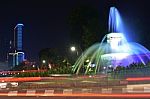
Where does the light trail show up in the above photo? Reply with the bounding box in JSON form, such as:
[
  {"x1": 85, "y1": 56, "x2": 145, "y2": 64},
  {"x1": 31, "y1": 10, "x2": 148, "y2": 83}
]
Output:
[
  {"x1": 0, "y1": 77, "x2": 42, "y2": 82},
  {"x1": 126, "y1": 77, "x2": 150, "y2": 81},
  {"x1": 0, "y1": 93, "x2": 150, "y2": 98}
]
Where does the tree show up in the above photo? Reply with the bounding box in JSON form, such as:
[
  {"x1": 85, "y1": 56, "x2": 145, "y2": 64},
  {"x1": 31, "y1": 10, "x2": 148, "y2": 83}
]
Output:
[
  {"x1": 68, "y1": 5, "x2": 102, "y2": 50},
  {"x1": 39, "y1": 48, "x2": 66, "y2": 69}
]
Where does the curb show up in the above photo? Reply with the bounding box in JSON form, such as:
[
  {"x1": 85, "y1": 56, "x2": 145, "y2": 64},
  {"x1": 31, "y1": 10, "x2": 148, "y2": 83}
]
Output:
[{"x1": 0, "y1": 87, "x2": 150, "y2": 96}]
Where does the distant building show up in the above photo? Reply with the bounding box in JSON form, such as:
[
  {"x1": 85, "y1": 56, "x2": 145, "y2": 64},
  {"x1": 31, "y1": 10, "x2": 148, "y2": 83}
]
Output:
[{"x1": 8, "y1": 24, "x2": 25, "y2": 68}]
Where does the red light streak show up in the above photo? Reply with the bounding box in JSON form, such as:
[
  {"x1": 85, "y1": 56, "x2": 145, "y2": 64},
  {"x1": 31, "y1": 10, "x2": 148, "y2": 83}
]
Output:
[
  {"x1": 126, "y1": 77, "x2": 150, "y2": 81},
  {"x1": 0, "y1": 77, "x2": 41, "y2": 82},
  {"x1": 0, "y1": 93, "x2": 150, "y2": 98}
]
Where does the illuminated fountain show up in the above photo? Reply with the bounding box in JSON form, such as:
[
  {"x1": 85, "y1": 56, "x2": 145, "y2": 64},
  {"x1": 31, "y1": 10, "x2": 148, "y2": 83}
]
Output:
[{"x1": 72, "y1": 7, "x2": 150, "y2": 75}]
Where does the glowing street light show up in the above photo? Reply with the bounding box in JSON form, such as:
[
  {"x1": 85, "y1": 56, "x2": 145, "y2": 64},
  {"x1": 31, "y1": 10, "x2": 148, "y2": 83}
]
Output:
[
  {"x1": 42, "y1": 60, "x2": 47, "y2": 70},
  {"x1": 70, "y1": 46, "x2": 79, "y2": 56},
  {"x1": 42, "y1": 60, "x2": 46, "y2": 64},
  {"x1": 70, "y1": 46, "x2": 85, "y2": 69},
  {"x1": 70, "y1": 46, "x2": 76, "y2": 52}
]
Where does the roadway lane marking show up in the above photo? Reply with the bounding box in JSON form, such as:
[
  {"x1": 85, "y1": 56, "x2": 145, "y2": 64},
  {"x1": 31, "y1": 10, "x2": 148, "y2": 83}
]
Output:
[
  {"x1": 8, "y1": 91, "x2": 18, "y2": 96},
  {"x1": 127, "y1": 84, "x2": 150, "y2": 87},
  {"x1": 43, "y1": 90, "x2": 54, "y2": 96},
  {"x1": 122, "y1": 88, "x2": 133, "y2": 93},
  {"x1": 102, "y1": 88, "x2": 112, "y2": 93},
  {"x1": 125, "y1": 87, "x2": 145, "y2": 93},
  {"x1": 122, "y1": 88, "x2": 127, "y2": 93},
  {"x1": 81, "y1": 89, "x2": 92, "y2": 93},
  {"x1": 63, "y1": 89, "x2": 73, "y2": 94},
  {"x1": 144, "y1": 87, "x2": 150, "y2": 93},
  {"x1": 26, "y1": 90, "x2": 36, "y2": 96}
]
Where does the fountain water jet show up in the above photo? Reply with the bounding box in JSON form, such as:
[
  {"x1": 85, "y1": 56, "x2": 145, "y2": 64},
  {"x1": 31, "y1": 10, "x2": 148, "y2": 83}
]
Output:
[
  {"x1": 72, "y1": 7, "x2": 150, "y2": 75},
  {"x1": 109, "y1": 7, "x2": 124, "y2": 33}
]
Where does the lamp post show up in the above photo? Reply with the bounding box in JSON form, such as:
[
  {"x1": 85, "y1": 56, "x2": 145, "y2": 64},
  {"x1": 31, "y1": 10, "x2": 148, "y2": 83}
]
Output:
[
  {"x1": 70, "y1": 46, "x2": 78, "y2": 56},
  {"x1": 42, "y1": 60, "x2": 46, "y2": 64},
  {"x1": 70, "y1": 46, "x2": 85, "y2": 74},
  {"x1": 70, "y1": 46, "x2": 78, "y2": 65},
  {"x1": 42, "y1": 60, "x2": 46, "y2": 70}
]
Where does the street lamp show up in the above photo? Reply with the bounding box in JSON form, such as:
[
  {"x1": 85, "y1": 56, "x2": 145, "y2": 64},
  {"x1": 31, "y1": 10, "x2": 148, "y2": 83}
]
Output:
[
  {"x1": 70, "y1": 46, "x2": 76, "y2": 51},
  {"x1": 70, "y1": 46, "x2": 78, "y2": 55},
  {"x1": 42, "y1": 60, "x2": 46, "y2": 64},
  {"x1": 42, "y1": 60, "x2": 46, "y2": 70},
  {"x1": 70, "y1": 46, "x2": 85, "y2": 74}
]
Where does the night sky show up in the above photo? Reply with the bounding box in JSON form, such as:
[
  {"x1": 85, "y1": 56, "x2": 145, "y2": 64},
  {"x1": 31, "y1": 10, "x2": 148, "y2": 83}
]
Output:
[{"x1": 0, "y1": 0, "x2": 150, "y2": 62}]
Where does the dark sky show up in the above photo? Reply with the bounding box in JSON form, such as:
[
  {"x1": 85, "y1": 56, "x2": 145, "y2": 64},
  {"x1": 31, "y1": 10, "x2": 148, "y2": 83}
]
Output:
[{"x1": 0, "y1": 0, "x2": 150, "y2": 62}]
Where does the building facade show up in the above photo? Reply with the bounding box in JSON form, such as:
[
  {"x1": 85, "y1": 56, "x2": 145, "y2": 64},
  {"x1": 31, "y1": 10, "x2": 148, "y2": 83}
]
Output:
[{"x1": 8, "y1": 24, "x2": 25, "y2": 68}]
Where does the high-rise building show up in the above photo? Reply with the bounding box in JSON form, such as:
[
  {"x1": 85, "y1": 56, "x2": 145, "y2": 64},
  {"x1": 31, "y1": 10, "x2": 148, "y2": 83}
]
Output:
[{"x1": 8, "y1": 24, "x2": 25, "y2": 68}]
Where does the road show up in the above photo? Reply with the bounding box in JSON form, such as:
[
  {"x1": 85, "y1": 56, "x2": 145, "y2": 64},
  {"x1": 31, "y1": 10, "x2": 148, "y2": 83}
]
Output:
[{"x1": 1, "y1": 76, "x2": 150, "y2": 98}]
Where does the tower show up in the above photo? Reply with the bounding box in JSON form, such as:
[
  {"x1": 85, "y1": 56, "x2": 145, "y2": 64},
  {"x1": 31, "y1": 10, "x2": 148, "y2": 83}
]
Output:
[
  {"x1": 15, "y1": 24, "x2": 23, "y2": 51},
  {"x1": 8, "y1": 24, "x2": 25, "y2": 67}
]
